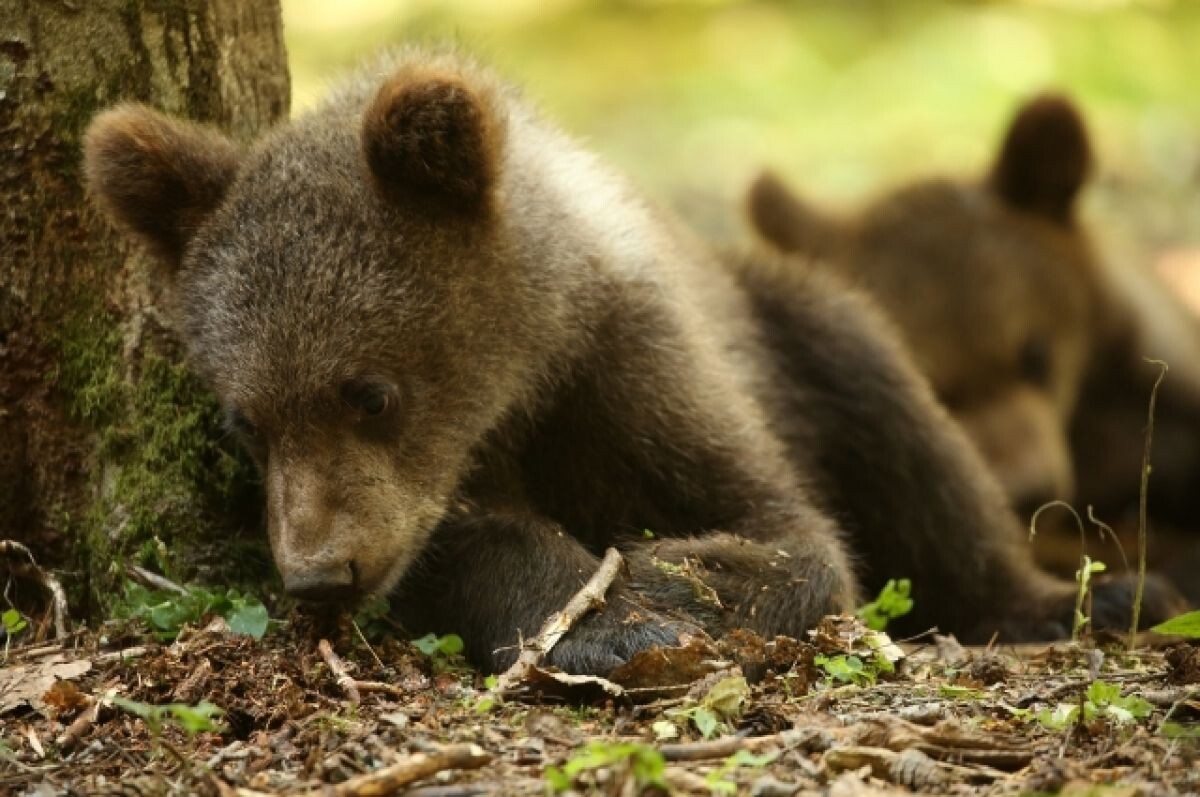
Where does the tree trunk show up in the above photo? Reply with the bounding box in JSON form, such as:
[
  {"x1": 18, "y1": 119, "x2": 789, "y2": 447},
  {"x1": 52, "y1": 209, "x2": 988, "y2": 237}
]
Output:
[{"x1": 1, "y1": 0, "x2": 289, "y2": 616}]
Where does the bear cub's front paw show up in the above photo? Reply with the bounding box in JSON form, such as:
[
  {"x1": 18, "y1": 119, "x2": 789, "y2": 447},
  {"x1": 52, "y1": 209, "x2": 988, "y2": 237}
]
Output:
[{"x1": 545, "y1": 604, "x2": 701, "y2": 676}]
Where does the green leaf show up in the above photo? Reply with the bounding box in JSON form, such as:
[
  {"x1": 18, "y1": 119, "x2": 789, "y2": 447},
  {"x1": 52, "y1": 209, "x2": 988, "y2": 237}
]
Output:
[
  {"x1": 226, "y1": 601, "x2": 269, "y2": 639},
  {"x1": 1151, "y1": 610, "x2": 1200, "y2": 639},
  {"x1": 413, "y1": 633, "x2": 441, "y2": 655},
  {"x1": 702, "y1": 676, "x2": 749, "y2": 719},
  {"x1": 2, "y1": 609, "x2": 28, "y2": 635},
  {"x1": 551, "y1": 741, "x2": 667, "y2": 790},
  {"x1": 815, "y1": 653, "x2": 874, "y2": 685},
  {"x1": 1087, "y1": 680, "x2": 1122, "y2": 706},
  {"x1": 167, "y1": 701, "x2": 225, "y2": 734},
  {"x1": 414, "y1": 632, "x2": 463, "y2": 657},
  {"x1": 116, "y1": 581, "x2": 269, "y2": 641},
  {"x1": 857, "y1": 578, "x2": 914, "y2": 631},
  {"x1": 437, "y1": 634, "x2": 464, "y2": 655},
  {"x1": 1037, "y1": 703, "x2": 1079, "y2": 731},
  {"x1": 544, "y1": 765, "x2": 571, "y2": 792},
  {"x1": 691, "y1": 706, "x2": 721, "y2": 739},
  {"x1": 652, "y1": 719, "x2": 679, "y2": 741},
  {"x1": 727, "y1": 749, "x2": 778, "y2": 768},
  {"x1": 112, "y1": 697, "x2": 225, "y2": 736}
]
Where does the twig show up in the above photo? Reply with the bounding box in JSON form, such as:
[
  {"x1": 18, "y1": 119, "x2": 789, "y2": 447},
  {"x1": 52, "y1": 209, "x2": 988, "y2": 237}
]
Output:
[
  {"x1": 494, "y1": 547, "x2": 624, "y2": 693},
  {"x1": 56, "y1": 695, "x2": 101, "y2": 750},
  {"x1": 125, "y1": 563, "x2": 188, "y2": 595},
  {"x1": 267, "y1": 744, "x2": 491, "y2": 797},
  {"x1": 1028, "y1": 502, "x2": 1093, "y2": 643},
  {"x1": 354, "y1": 680, "x2": 407, "y2": 698},
  {"x1": 95, "y1": 645, "x2": 149, "y2": 663},
  {"x1": 659, "y1": 727, "x2": 833, "y2": 762},
  {"x1": 0, "y1": 540, "x2": 68, "y2": 639},
  {"x1": 319, "y1": 639, "x2": 361, "y2": 703},
  {"x1": 1131, "y1": 359, "x2": 1167, "y2": 650},
  {"x1": 352, "y1": 619, "x2": 385, "y2": 670}
]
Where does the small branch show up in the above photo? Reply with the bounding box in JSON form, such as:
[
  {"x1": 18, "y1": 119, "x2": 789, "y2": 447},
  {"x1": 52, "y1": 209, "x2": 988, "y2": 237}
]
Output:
[
  {"x1": 319, "y1": 639, "x2": 361, "y2": 703},
  {"x1": 352, "y1": 619, "x2": 385, "y2": 670},
  {"x1": 495, "y1": 547, "x2": 624, "y2": 692},
  {"x1": 283, "y1": 744, "x2": 491, "y2": 797},
  {"x1": 125, "y1": 563, "x2": 188, "y2": 595},
  {"x1": 660, "y1": 727, "x2": 833, "y2": 762},
  {"x1": 95, "y1": 645, "x2": 148, "y2": 663},
  {"x1": 354, "y1": 680, "x2": 407, "y2": 698},
  {"x1": 0, "y1": 540, "x2": 68, "y2": 639},
  {"x1": 56, "y1": 696, "x2": 101, "y2": 750}
]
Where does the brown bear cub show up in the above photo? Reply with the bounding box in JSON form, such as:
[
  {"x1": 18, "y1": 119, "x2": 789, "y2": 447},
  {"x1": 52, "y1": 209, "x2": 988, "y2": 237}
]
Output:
[
  {"x1": 82, "y1": 49, "x2": 1178, "y2": 675},
  {"x1": 748, "y1": 95, "x2": 1200, "y2": 599}
]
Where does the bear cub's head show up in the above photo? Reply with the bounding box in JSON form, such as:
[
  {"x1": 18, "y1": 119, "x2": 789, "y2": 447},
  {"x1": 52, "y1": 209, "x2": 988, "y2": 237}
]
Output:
[
  {"x1": 748, "y1": 95, "x2": 1117, "y2": 516},
  {"x1": 83, "y1": 58, "x2": 543, "y2": 603}
]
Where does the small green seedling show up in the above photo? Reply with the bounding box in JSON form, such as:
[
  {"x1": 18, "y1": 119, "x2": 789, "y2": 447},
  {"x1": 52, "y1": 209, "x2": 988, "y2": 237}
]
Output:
[
  {"x1": 2, "y1": 609, "x2": 28, "y2": 637},
  {"x1": 663, "y1": 675, "x2": 750, "y2": 739},
  {"x1": 1, "y1": 609, "x2": 27, "y2": 661},
  {"x1": 814, "y1": 646, "x2": 895, "y2": 687},
  {"x1": 815, "y1": 653, "x2": 868, "y2": 685},
  {"x1": 117, "y1": 582, "x2": 269, "y2": 641},
  {"x1": 473, "y1": 674, "x2": 500, "y2": 714},
  {"x1": 1072, "y1": 555, "x2": 1107, "y2": 641},
  {"x1": 1151, "y1": 610, "x2": 1200, "y2": 639},
  {"x1": 705, "y1": 749, "x2": 779, "y2": 795},
  {"x1": 1036, "y1": 680, "x2": 1153, "y2": 731},
  {"x1": 112, "y1": 696, "x2": 226, "y2": 736},
  {"x1": 413, "y1": 632, "x2": 466, "y2": 674},
  {"x1": 413, "y1": 632, "x2": 464, "y2": 657},
  {"x1": 857, "y1": 578, "x2": 914, "y2": 631},
  {"x1": 545, "y1": 741, "x2": 667, "y2": 793}
]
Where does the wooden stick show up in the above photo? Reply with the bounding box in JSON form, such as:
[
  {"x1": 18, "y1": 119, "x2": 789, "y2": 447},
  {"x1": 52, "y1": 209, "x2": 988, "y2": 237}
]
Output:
[
  {"x1": 495, "y1": 547, "x2": 624, "y2": 692},
  {"x1": 283, "y1": 744, "x2": 491, "y2": 797},
  {"x1": 125, "y1": 563, "x2": 188, "y2": 595},
  {"x1": 354, "y1": 680, "x2": 407, "y2": 698},
  {"x1": 318, "y1": 639, "x2": 361, "y2": 703},
  {"x1": 55, "y1": 697, "x2": 100, "y2": 750},
  {"x1": 659, "y1": 727, "x2": 832, "y2": 762}
]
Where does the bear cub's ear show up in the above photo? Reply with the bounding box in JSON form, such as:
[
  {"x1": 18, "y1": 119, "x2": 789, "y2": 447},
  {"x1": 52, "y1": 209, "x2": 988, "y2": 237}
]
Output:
[
  {"x1": 361, "y1": 68, "x2": 503, "y2": 216},
  {"x1": 82, "y1": 105, "x2": 241, "y2": 266},
  {"x1": 746, "y1": 171, "x2": 843, "y2": 258},
  {"x1": 989, "y1": 93, "x2": 1092, "y2": 224}
]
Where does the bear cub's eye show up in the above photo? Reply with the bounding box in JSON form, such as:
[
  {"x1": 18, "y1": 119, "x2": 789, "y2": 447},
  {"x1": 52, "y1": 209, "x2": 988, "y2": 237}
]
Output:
[
  {"x1": 341, "y1": 379, "x2": 398, "y2": 419},
  {"x1": 1018, "y1": 337, "x2": 1051, "y2": 386}
]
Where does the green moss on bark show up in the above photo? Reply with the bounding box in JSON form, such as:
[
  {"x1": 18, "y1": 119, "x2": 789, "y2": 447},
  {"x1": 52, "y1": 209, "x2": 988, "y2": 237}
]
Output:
[{"x1": 53, "y1": 300, "x2": 267, "y2": 613}]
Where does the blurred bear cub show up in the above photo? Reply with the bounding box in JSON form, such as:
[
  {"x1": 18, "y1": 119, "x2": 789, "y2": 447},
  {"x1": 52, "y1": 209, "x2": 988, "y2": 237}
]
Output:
[
  {"x1": 748, "y1": 95, "x2": 1200, "y2": 597},
  {"x1": 83, "y1": 49, "x2": 1179, "y2": 675}
]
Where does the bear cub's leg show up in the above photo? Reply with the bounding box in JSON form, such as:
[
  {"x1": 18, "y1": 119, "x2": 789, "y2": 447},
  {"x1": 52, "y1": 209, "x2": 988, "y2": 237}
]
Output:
[{"x1": 391, "y1": 514, "x2": 697, "y2": 674}]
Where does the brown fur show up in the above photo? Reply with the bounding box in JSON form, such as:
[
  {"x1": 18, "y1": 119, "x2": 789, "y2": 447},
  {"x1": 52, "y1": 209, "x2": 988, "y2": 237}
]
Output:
[
  {"x1": 83, "y1": 106, "x2": 242, "y2": 262},
  {"x1": 83, "y1": 53, "x2": 1181, "y2": 675},
  {"x1": 361, "y1": 68, "x2": 503, "y2": 215},
  {"x1": 748, "y1": 93, "x2": 1200, "y2": 601}
]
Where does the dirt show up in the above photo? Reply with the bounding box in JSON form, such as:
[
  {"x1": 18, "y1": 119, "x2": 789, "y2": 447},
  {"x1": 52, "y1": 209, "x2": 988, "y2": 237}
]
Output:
[{"x1": 1, "y1": 609, "x2": 1198, "y2": 796}]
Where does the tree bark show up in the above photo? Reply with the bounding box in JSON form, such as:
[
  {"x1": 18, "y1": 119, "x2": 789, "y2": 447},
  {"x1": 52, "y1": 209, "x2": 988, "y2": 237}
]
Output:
[{"x1": 0, "y1": 0, "x2": 289, "y2": 615}]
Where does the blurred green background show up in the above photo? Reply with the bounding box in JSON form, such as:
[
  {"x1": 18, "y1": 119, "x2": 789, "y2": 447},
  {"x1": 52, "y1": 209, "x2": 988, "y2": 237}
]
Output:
[{"x1": 281, "y1": 0, "x2": 1200, "y2": 246}]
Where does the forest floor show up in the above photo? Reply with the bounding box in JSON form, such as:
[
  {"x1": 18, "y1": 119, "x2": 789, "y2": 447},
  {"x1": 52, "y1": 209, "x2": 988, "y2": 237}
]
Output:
[{"x1": 2, "y1": 588, "x2": 1199, "y2": 797}]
